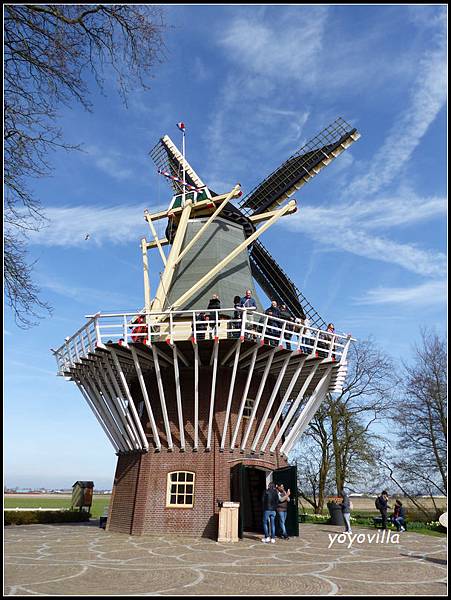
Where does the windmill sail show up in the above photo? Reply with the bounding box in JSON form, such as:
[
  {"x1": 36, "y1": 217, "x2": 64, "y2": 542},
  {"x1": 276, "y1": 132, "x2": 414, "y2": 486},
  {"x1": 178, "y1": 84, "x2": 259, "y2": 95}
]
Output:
[
  {"x1": 250, "y1": 240, "x2": 327, "y2": 329},
  {"x1": 149, "y1": 134, "x2": 206, "y2": 194},
  {"x1": 240, "y1": 117, "x2": 360, "y2": 216}
]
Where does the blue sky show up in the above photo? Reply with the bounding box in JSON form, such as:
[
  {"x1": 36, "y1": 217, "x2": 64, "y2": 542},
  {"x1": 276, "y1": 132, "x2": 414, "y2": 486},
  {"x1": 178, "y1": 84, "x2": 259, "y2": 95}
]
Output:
[{"x1": 4, "y1": 5, "x2": 447, "y2": 489}]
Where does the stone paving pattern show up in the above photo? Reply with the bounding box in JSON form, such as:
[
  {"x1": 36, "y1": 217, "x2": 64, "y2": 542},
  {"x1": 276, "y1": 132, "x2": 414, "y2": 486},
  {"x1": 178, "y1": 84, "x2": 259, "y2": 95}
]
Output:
[{"x1": 4, "y1": 522, "x2": 447, "y2": 595}]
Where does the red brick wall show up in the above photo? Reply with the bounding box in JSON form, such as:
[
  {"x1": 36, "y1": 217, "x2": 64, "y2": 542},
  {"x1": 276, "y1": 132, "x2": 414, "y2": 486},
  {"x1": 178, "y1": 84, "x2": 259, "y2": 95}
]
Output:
[{"x1": 108, "y1": 359, "x2": 289, "y2": 536}]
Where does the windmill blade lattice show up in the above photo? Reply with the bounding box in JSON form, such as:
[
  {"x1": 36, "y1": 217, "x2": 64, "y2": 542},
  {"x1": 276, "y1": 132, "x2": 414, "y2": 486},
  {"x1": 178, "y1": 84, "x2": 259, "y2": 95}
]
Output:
[
  {"x1": 240, "y1": 117, "x2": 360, "y2": 216},
  {"x1": 250, "y1": 240, "x2": 327, "y2": 329},
  {"x1": 149, "y1": 134, "x2": 206, "y2": 194}
]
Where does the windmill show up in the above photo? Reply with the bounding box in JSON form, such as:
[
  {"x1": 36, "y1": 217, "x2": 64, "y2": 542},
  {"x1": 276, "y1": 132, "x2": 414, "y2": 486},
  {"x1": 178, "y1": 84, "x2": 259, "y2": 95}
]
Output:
[
  {"x1": 147, "y1": 116, "x2": 360, "y2": 328},
  {"x1": 52, "y1": 117, "x2": 359, "y2": 538}
]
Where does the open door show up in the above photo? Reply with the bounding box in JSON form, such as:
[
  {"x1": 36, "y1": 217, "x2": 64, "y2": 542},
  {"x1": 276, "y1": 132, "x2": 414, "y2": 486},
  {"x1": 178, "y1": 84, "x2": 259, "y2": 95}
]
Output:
[
  {"x1": 273, "y1": 465, "x2": 299, "y2": 537},
  {"x1": 230, "y1": 463, "x2": 245, "y2": 538}
]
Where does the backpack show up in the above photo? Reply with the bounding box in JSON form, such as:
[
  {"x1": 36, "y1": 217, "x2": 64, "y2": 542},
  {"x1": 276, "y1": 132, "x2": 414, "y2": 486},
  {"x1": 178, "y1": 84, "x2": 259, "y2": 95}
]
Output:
[{"x1": 375, "y1": 496, "x2": 382, "y2": 510}]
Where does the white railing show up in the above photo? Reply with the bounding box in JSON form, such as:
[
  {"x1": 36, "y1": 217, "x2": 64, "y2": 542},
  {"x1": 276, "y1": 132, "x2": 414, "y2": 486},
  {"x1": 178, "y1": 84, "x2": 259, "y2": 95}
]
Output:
[{"x1": 53, "y1": 308, "x2": 354, "y2": 375}]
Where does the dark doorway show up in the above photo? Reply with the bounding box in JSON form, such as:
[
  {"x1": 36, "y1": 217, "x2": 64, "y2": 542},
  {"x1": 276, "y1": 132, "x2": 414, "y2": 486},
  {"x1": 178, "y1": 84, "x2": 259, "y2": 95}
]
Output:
[
  {"x1": 230, "y1": 463, "x2": 299, "y2": 538},
  {"x1": 242, "y1": 467, "x2": 266, "y2": 533}
]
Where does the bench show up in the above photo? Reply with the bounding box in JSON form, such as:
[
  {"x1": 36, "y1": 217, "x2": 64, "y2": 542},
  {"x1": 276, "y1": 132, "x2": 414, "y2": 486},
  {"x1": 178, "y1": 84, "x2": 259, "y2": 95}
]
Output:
[{"x1": 373, "y1": 516, "x2": 407, "y2": 530}]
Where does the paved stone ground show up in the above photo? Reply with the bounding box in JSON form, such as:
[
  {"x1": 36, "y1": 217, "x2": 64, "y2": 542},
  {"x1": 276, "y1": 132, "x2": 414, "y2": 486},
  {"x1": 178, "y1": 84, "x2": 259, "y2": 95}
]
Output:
[{"x1": 4, "y1": 522, "x2": 447, "y2": 596}]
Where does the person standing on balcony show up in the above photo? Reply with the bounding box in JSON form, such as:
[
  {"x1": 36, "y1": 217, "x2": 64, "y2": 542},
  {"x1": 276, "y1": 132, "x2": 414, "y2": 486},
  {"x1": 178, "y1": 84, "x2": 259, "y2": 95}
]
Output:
[
  {"x1": 241, "y1": 289, "x2": 257, "y2": 339},
  {"x1": 279, "y1": 303, "x2": 293, "y2": 350},
  {"x1": 207, "y1": 294, "x2": 221, "y2": 335}
]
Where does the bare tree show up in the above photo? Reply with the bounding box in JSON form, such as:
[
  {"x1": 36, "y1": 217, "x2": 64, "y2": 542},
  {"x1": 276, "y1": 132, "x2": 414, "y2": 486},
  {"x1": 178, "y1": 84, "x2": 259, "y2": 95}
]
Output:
[
  {"x1": 328, "y1": 338, "x2": 399, "y2": 494},
  {"x1": 291, "y1": 338, "x2": 398, "y2": 504},
  {"x1": 4, "y1": 4, "x2": 166, "y2": 327},
  {"x1": 291, "y1": 406, "x2": 334, "y2": 514},
  {"x1": 390, "y1": 330, "x2": 447, "y2": 500}
]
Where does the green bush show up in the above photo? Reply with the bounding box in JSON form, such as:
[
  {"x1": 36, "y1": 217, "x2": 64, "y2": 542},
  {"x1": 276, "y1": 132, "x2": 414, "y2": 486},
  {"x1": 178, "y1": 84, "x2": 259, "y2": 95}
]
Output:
[{"x1": 5, "y1": 510, "x2": 91, "y2": 525}]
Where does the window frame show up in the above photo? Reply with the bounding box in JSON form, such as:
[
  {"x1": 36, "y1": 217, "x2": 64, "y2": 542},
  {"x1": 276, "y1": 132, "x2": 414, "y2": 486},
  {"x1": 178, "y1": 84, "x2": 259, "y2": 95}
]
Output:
[
  {"x1": 166, "y1": 471, "x2": 195, "y2": 508},
  {"x1": 243, "y1": 397, "x2": 255, "y2": 419}
]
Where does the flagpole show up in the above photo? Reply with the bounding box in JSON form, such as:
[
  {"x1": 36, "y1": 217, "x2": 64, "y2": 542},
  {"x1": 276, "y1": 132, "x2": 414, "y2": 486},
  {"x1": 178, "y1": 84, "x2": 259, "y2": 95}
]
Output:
[{"x1": 182, "y1": 126, "x2": 186, "y2": 207}]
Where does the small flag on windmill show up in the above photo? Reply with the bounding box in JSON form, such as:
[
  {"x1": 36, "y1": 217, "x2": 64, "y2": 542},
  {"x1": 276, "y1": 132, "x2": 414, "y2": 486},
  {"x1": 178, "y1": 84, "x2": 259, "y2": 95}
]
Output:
[{"x1": 176, "y1": 122, "x2": 186, "y2": 133}]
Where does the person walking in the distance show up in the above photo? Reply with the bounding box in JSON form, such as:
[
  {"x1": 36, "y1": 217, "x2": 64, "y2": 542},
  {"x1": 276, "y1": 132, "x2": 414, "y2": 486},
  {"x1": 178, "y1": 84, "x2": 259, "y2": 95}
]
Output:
[
  {"x1": 261, "y1": 482, "x2": 279, "y2": 544},
  {"x1": 341, "y1": 490, "x2": 353, "y2": 534}
]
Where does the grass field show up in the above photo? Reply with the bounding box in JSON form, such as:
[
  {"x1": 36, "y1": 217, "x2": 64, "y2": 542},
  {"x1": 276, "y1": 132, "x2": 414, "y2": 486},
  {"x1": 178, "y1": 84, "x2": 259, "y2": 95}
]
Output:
[{"x1": 4, "y1": 496, "x2": 111, "y2": 519}]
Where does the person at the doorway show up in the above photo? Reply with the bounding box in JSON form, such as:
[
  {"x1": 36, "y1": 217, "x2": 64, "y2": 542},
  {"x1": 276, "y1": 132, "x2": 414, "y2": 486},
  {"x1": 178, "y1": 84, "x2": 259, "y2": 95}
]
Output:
[
  {"x1": 261, "y1": 482, "x2": 279, "y2": 544},
  {"x1": 276, "y1": 483, "x2": 291, "y2": 539}
]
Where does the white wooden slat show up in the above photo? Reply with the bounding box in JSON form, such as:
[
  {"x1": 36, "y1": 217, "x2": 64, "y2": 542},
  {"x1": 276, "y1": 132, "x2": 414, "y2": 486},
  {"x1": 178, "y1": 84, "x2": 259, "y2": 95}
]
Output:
[
  {"x1": 74, "y1": 381, "x2": 120, "y2": 452},
  {"x1": 240, "y1": 347, "x2": 276, "y2": 451},
  {"x1": 130, "y1": 346, "x2": 161, "y2": 451},
  {"x1": 151, "y1": 345, "x2": 174, "y2": 450},
  {"x1": 109, "y1": 348, "x2": 149, "y2": 451},
  {"x1": 259, "y1": 356, "x2": 307, "y2": 453},
  {"x1": 250, "y1": 352, "x2": 292, "y2": 453},
  {"x1": 268, "y1": 361, "x2": 321, "y2": 453}
]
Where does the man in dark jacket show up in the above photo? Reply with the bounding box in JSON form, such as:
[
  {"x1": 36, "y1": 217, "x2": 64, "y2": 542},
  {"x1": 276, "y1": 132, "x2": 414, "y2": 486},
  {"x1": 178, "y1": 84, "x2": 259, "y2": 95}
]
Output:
[
  {"x1": 376, "y1": 490, "x2": 390, "y2": 530},
  {"x1": 262, "y1": 482, "x2": 279, "y2": 544}
]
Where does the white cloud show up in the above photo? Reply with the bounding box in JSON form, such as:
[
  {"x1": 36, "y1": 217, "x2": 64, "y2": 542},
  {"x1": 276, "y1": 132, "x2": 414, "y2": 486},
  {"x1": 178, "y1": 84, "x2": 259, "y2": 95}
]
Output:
[
  {"x1": 347, "y1": 38, "x2": 447, "y2": 197},
  {"x1": 218, "y1": 7, "x2": 328, "y2": 84},
  {"x1": 27, "y1": 204, "x2": 167, "y2": 247},
  {"x1": 84, "y1": 145, "x2": 134, "y2": 181},
  {"x1": 354, "y1": 280, "x2": 447, "y2": 306}
]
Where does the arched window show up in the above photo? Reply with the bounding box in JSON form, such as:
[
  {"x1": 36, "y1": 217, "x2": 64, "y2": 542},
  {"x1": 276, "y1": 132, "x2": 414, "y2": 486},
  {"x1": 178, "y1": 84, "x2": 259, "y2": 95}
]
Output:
[{"x1": 166, "y1": 471, "x2": 195, "y2": 508}]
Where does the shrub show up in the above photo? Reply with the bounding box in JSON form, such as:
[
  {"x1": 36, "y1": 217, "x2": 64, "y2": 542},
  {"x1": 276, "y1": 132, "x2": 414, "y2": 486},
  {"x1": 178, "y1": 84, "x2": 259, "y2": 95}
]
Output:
[{"x1": 5, "y1": 510, "x2": 91, "y2": 525}]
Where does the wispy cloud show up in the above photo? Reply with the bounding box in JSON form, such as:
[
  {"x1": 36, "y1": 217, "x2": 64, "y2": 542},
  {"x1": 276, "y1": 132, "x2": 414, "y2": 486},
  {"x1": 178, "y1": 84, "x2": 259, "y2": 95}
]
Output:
[
  {"x1": 347, "y1": 34, "x2": 446, "y2": 197},
  {"x1": 218, "y1": 6, "x2": 329, "y2": 84},
  {"x1": 28, "y1": 203, "x2": 167, "y2": 247},
  {"x1": 39, "y1": 277, "x2": 134, "y2": 308},
  {"x1": 354, "y1": 280, "x2": 447, "y2": 306},
  {"x1": 84, "y1": 145, "x2": 134, "y2": 181}
]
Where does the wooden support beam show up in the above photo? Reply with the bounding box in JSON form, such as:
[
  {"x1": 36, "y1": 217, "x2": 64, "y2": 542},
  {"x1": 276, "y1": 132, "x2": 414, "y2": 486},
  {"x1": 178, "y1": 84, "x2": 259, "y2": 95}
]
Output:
[
  {"x1": 81, "y1": 373, "x2": 128, "y2": 452},
  {"x1": 96, "y1": 362, "x2": 142, "y2": 451},
  {"x1": 98, "y1": 356, "x2": 142, "y2": 449},
  {"x1": 260, "y1": 356, "x2": 308, "y2": 453},
  {"x1": 280, "y1": 366, "x2": 333, "y2": 455},
  {"x1": 109, "y1": 348, "x2": 149, "y2": 451},
  {"x1": 90, "y1": 367, "x2": 135, "y2": 451},
  {"x1": 146, "y1": 237, "x2": 170, "y2": 250},
  {"x1": 230, "y1": 345, "x2": 259, "y2": 449},
  {"x1": 172, "y1": 345, "x2": 186, "y2": 450},
  {"x1": 74, "y1": 380, "x2": 120, "y2": 453},
  {"x1": 151, "y1": 201, "x2": 192, "y2": 314},
  {"x1": 250, "y1": 353, "x2": 292, "y2": 452},
  {"x1": 141, "y1": 238, "x2": 152, "y2": 314},
  {"x1": 220, "y1": 336, "x2": 243, "y2": 450},
  {"x1": 193, "y1": 343, "x2": 199, "y2": 450},
  {"x1": 130, "y1": 346, "x2": 161, "y2": 451},
  {"x1": 240, "y1": 347, "x2": 276, "y2": 451},
  {"x1": 248, "y1": 203, "x2": 298, "y2": 224},
  {"x1": 151, "y1": 345, "x2": 173, "y2": 450},
  {"x1": 170, "y1": 200, "x2": 297, "y2": 313},
  {"x1": 268, "y1": 361, "x2": 321, "y2": 453},
  {"x1": 206, "y1": 340, "x2": 219, "y2": 450},
  {"x1": 143, "y1": 215, "x2": 167, "y2": 267},
  {"x1": 174, "y1": 184, "x2": 241, "y2": 266}
]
